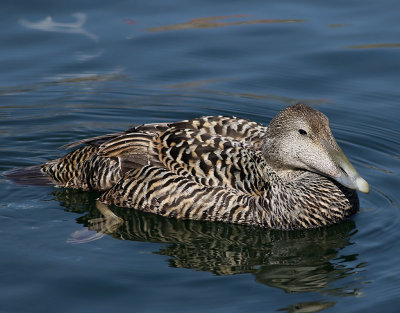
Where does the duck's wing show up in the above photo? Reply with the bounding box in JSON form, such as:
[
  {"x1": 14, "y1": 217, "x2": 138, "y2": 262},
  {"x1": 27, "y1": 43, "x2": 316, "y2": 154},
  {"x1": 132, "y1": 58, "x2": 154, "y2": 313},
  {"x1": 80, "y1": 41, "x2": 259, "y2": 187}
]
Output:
[
  {"x1": 43, "y1": 120, "x2": 267, "y2": 193},
  {"x1": 68, "y1": 122, "x2": 268, "y2": 193},
  {"x1": 149, "y1": 127, "x2": 268, "y2": 196}
]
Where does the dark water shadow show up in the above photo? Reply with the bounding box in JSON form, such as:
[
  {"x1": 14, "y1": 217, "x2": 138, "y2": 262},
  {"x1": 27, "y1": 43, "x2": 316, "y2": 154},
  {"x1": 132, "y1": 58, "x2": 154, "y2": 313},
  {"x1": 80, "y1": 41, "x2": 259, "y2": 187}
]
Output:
[{"x1": 54, "y1": 189, "x2": 366, "y2": 301}]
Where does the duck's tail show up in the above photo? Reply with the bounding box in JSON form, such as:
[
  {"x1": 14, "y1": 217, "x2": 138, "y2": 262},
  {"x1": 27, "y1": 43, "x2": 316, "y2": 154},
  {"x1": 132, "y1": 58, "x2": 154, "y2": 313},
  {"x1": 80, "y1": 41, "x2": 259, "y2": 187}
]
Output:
[{"x1": 3, "y1": 165, "x2": 56, "y2": 186}]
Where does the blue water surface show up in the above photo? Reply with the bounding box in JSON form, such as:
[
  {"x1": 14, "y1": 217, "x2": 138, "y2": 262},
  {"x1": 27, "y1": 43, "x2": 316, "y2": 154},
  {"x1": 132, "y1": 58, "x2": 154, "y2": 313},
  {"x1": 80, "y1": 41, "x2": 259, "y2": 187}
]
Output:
[{"x1": 0, "y1": 0, "x2": 399, "y2": 312}]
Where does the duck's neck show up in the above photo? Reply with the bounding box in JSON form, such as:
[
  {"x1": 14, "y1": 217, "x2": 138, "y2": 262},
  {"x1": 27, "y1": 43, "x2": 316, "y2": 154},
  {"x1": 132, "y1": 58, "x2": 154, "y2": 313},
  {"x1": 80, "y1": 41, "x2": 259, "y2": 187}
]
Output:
[{"x1": 258, "y1": 169, "x2": 359, "y2": 230}]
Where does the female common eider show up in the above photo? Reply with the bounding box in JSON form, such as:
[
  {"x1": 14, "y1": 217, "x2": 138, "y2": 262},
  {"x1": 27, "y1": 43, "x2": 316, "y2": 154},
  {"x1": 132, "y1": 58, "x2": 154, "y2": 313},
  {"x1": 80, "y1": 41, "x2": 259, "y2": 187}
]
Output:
[{"x1": 5, "y1": 104, "x2": 369, "y2": 230}]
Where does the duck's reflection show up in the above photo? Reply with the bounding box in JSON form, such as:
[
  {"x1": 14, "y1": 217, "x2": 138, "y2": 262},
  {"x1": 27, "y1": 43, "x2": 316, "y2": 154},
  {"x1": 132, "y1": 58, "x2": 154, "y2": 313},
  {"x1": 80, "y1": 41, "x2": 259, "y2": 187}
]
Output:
[{"x1": 54, "y1": 189, "x2": 365, "y2": 296}]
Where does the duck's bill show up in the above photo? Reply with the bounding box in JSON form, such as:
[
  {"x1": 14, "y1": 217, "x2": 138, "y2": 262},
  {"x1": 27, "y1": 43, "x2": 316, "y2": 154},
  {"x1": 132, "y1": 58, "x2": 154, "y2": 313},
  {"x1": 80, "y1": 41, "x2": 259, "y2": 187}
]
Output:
[
  {"x1": 335, "y1": 171, "x2": 370, "y2": 193},
  {"x1": 329, "y1": 146, "x2": 370, "y2": 194}
]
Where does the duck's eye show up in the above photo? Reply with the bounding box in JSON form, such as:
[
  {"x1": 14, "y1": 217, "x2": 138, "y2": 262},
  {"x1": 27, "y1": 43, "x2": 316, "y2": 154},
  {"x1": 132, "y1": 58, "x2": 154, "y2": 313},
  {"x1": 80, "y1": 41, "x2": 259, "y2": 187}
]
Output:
[{"x1": 298, "y1": 129, "x2": 307, "y2": 135}]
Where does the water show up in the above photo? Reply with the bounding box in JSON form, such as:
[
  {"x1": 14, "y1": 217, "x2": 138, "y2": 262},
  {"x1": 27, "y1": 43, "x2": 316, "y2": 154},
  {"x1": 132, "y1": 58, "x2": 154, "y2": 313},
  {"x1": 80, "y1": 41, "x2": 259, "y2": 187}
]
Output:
[{"x1": 0, "y1": 0, "x2": 399, "y2": 312}]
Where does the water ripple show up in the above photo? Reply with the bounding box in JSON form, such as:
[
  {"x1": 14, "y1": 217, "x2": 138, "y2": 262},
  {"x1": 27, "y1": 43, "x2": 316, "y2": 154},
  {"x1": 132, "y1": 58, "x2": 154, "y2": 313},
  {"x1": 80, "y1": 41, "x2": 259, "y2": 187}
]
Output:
[
  {"x1": 346, "y1": 43, "x2": 400, "y2": 49},
  {"x1": 147, "y1": 15, "x2": 305, "y2": 32}
]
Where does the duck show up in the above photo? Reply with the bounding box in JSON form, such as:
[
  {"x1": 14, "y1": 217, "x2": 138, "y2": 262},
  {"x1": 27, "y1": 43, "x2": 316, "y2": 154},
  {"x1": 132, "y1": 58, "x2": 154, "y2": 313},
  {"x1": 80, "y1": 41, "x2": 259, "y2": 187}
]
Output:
[{"x1": 5, "y1": 103, "x2": 369, "y2": 230}]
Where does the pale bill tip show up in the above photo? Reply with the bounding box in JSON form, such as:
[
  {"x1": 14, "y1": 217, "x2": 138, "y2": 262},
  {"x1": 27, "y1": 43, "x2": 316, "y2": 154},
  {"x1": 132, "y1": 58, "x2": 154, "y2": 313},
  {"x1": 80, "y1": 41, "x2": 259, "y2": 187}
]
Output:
[{"x1": 356, "y1": 177, "x2": 370, "y2": 194}]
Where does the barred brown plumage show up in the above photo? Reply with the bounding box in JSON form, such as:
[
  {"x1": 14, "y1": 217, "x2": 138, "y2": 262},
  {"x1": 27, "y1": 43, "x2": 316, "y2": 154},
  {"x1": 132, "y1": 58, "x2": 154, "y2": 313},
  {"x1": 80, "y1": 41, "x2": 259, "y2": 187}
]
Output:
[{"x1": 4, "y1": 104, "x2": 369, "y2": 230}]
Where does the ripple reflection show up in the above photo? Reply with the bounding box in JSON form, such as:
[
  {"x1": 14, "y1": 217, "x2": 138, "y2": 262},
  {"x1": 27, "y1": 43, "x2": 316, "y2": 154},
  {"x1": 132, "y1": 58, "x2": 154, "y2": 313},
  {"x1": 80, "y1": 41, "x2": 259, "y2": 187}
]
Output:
[
  {"x1": 147, "y1": 15, "x2": 304, "y2": 32},
  {"x1": 346, "y1": 43, "x2": 400, "y2": 49}
]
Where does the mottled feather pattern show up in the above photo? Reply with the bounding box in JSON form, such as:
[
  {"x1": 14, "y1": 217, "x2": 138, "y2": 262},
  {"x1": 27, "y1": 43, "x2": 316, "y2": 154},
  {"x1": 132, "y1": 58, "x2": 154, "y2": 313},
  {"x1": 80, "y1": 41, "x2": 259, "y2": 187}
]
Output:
[
  {"x1": 9, "y1": 109, "x2": 361, "y2": 230},
  {"x1": 100, "y1": 165, "x2": 265, "y2": 227},
  {"x1": 157, "y1": 128, "x2": 268, "y2": 195},
  {"x1": 170, "y1": 116, "x2": 268, "y2": 151},
  {"x1": 41, "y1": 145, "x2": 99, "y2": 186}
]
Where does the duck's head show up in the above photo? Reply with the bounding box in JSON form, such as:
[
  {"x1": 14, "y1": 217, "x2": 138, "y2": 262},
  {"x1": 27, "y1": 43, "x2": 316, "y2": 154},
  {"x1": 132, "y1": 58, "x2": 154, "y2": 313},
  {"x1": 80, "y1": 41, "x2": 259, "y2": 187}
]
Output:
[{"x1": 263, "y1": 103, "x2": 369, "y2": 193}]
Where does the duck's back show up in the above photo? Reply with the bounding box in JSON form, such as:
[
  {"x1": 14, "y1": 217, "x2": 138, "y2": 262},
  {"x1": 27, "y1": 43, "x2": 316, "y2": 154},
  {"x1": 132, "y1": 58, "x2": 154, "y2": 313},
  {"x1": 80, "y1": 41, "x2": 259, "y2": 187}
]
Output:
[{"x1": 37, "y1": 116, "x2": 268, "y2": 195}]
